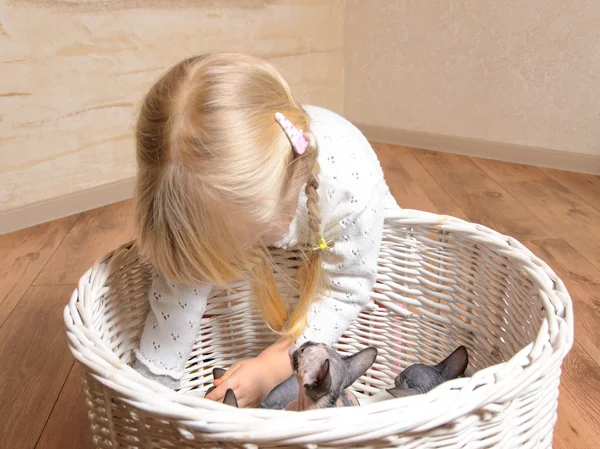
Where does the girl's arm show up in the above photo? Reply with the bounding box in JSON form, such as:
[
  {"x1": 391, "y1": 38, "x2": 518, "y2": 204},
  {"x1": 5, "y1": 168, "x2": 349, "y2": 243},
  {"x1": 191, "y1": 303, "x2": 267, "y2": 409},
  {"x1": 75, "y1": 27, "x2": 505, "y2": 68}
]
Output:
[
  {"x1": 134, "y1": 271, "x2": 211, "y2": 386},
  {"x1": 257, "y1": 337, "x2": 294, "y2": 387},
  {"x1": 298, "y1": 182, "x2": 388, "y2": 347},
  {"x1": 258, "y1": 184, "x2": 387, "y2": 388}
]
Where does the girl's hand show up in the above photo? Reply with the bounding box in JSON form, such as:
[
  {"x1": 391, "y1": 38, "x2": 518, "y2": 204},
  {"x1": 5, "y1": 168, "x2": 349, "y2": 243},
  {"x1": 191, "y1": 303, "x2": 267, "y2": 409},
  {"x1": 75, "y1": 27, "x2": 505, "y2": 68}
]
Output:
[
  {"x1": 205, "y1": 338, "x2": 293, "y2": 408},
  {"x1": 205, "y1": 357, "x2": 272, "y2": 407}
]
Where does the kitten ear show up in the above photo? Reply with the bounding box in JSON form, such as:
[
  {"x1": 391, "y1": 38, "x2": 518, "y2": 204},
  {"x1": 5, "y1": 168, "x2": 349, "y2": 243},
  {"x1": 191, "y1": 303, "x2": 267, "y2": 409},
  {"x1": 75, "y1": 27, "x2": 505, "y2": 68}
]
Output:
[
  {"x1": 205, "y1": 368, "x2": 227, "y2": 396},
  {"x1": 223, "y1": 389, "x2": 238, "y2": 407},
  {"x1": 305, "y1": 359, "x2": 332, "y2": 400},
  {"x1": 213, "y1": 367, "x2": 227, "y2": 380},
  {"x1": 435, "y1": 346, "x2": 469, "y2": 380},
  {"x1": 342, "y1": 347, "x2": 378, "y2": 389},
  {"x1": 386, "y1": 387, "x2": 420, "y2": 398}
]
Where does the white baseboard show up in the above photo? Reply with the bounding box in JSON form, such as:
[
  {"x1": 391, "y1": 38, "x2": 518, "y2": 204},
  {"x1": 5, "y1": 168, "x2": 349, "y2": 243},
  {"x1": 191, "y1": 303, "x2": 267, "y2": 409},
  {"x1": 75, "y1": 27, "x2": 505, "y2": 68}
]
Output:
[
  {"x1": 0, "y1": 177, "x2": 136, "y2": 235},
  {"x1": 357, "y1": 124, "x2": 600, "y2": 175}
]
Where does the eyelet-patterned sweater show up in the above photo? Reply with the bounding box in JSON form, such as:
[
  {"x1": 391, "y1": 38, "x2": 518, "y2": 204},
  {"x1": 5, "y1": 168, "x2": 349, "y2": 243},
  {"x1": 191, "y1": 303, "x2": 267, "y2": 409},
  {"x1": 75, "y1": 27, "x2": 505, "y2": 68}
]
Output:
[{"x1": 134, "y1": 105, "x2": 401, "y2": 385}]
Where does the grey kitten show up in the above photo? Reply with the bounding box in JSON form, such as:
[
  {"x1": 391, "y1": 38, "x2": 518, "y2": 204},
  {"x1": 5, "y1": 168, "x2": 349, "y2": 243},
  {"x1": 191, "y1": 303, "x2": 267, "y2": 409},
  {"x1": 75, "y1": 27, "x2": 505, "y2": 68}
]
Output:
[
  {"x1": 387, "y1": 346, "x2": 469, "y2": 398},
  {"x1": 257, "y1": 375, "x2": 298, "y2": 410}
]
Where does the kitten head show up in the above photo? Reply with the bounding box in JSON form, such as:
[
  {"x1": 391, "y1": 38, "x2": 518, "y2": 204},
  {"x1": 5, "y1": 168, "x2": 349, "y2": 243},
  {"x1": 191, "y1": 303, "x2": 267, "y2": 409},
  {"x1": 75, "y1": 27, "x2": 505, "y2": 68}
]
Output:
[
  {"x1": 291, "y1": 342, "x2": 377, "y2": 402},
  {"x1": 387, "y1": 345, "x2": 469, "y2": 398}
]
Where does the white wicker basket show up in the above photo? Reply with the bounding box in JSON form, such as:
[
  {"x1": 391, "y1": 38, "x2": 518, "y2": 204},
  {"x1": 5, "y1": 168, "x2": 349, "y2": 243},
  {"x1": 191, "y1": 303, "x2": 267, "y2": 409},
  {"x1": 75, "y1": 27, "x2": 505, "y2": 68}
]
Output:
[{"x1": 64, "y1": 210, "x2": 573, "y2": 449}]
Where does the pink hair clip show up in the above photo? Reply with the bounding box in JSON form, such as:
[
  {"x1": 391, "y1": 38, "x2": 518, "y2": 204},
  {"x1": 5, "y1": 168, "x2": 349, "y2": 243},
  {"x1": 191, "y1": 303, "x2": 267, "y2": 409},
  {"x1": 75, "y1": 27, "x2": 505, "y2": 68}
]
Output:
[{"x1": 275, "y1": 112, "x2": 309, "y2": 155}]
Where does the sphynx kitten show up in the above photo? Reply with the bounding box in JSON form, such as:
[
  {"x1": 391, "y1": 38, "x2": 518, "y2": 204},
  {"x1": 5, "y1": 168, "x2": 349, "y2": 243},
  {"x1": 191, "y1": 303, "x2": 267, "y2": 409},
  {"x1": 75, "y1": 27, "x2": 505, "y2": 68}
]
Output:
[
  {"x1": 361, "y1": 345, "x2": 469, "y2": 404},
  {"x1": 387, "y1": 346, "x2": 469, "y2": 397},
  {"x1": 284, "y1": 341, "x2": 378, "y2": 411}
]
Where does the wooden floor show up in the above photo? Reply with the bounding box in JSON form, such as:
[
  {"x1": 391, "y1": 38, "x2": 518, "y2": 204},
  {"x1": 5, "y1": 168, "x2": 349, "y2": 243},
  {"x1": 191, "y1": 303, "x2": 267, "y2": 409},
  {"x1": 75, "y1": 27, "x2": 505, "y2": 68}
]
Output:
[{"x1": 1, "y1": 144, "x2": 599, "y2": 448}]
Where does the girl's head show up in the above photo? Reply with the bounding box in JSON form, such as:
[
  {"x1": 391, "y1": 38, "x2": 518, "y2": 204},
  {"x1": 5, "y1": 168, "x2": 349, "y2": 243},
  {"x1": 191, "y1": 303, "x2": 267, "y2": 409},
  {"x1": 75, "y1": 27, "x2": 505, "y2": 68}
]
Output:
[{"x1": 135, "y1": 53, "x2": 323, "y2": 339}]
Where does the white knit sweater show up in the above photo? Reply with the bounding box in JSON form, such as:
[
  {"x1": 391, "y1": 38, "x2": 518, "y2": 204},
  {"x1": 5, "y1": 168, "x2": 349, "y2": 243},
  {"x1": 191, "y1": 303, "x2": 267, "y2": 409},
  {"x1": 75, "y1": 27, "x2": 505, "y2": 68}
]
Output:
[{"x1": 134, "y1": 105, "x2": 400, "y2": 385}]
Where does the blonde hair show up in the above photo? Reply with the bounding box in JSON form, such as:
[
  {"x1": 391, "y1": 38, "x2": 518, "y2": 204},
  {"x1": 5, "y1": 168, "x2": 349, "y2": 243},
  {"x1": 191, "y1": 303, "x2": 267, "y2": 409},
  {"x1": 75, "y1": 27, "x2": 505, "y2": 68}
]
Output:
[{"x1": 135, "y1": 53, "x2": 324, "y2": 340}]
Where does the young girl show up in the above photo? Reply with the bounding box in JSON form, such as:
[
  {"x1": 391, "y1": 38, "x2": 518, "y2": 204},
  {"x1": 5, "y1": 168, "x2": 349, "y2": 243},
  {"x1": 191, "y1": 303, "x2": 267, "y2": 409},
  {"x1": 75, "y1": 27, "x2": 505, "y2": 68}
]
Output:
[{"x1": 133, "y1": 53, "x2": 399, "y2": 408}]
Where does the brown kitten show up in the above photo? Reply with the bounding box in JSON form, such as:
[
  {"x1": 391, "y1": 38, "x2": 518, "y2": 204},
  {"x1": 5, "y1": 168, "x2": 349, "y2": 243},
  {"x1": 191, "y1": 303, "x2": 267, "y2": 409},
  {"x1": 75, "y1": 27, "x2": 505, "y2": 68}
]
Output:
[{"x1": 285, "y1": 342, "x2": 377, "y2": 411}]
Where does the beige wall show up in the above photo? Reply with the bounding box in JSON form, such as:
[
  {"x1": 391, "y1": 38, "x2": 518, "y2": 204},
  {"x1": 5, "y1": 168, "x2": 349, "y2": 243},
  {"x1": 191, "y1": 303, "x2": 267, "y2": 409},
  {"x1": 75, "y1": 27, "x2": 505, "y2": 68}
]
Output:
[
  {"x1": 0, "y1": 0, "x2": 343, "y2": 213},
  {"x1": 344, "y1": 0, "x2": 600, "y2": 156},
  {"x1": 4, "y1": 0, "x2": 599, "y2": 222}
]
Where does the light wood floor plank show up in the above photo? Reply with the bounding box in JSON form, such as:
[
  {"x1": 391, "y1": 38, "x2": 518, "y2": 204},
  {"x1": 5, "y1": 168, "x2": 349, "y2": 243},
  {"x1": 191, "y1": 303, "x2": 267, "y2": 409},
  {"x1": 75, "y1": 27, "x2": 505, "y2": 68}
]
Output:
[
  {"x1": 35, "y1": 365, "x2": 92, "y2": 449},
  {"x1": 501, "y1": 180, "x2": 600, "y2": 272},
  {"x1": 553, "y1": 342, "x2": 600, "y2": 449},
  {"x1": 0, "y1": 285, "x2": 76, "y2": 449},
  {"x1": 0, "y1": 215, "x2": 78, "y2": 328},
  {"x1": 542, "y1": 168, "x2": 600, "y2": 212},
  {"x1": 473, "y1": 158, "x2": 549, "y2": 183},
  {"x1": 525, "y1": 239, "x2": 600, "y2": 366},
  {"x1": 376, "y1": 144, "x2": 469, "y2": 219},
  {"x1": 411, "y1": 149, "x2": 558, "y2": 240},
  {"x1": 33, "y1": 200, "x2": 135, "y2": 286}
]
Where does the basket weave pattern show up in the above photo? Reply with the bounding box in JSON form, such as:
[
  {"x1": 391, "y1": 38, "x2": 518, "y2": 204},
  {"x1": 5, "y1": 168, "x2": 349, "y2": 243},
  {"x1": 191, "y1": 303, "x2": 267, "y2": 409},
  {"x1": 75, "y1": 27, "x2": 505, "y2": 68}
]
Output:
[{"x1": 64, "y1": 210, "x2": 573, "y2": 448}]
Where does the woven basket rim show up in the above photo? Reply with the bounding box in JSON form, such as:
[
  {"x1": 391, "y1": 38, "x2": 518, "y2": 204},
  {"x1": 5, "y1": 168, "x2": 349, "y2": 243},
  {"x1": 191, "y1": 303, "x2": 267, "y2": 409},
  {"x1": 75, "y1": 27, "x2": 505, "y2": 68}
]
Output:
[{"x1": 64, "y1": 209, "x2": 574, "y2": 441}]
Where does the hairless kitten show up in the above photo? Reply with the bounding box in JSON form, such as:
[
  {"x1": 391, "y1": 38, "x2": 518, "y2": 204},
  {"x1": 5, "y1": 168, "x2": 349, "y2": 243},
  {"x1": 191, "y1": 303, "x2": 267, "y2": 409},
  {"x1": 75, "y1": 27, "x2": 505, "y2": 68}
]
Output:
[
  {"x1": 284, "y1": 342, "x2": 378, "y2": 411},
  {"x1": 386, "y1": 346, "x2": 469, "y2": 398},
  {"x1": 360, "y1": 345, "x2": 469, "y2": 405}
]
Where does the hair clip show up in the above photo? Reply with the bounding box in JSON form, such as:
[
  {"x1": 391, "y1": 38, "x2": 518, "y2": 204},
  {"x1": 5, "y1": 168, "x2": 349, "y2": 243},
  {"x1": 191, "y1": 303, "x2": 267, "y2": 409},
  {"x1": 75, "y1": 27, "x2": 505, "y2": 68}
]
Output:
[
  {"x1": 275, "y1": 112, "x2": 309, "y2": 155},
  {"x1": 313, "y1": 237, "x2": 335, "y2": 252}
]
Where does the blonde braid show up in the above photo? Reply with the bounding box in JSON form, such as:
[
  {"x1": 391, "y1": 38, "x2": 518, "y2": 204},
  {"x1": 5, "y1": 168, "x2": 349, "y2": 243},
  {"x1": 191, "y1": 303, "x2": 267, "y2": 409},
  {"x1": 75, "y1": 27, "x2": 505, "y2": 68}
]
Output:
[
  {"x1": 305, "y1": 161, "x2": 322, "y2": 242},
  {"x1": 284, "y1": 147, "x2": 324, "y2": 339}
]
